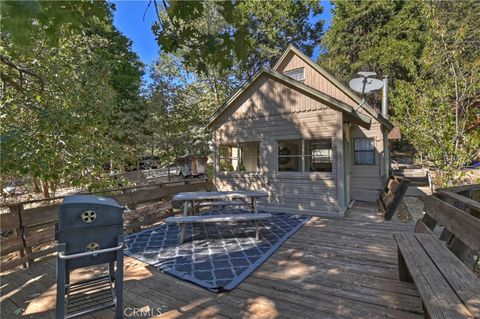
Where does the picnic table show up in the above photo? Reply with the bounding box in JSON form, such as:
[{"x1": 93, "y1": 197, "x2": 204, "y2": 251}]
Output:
[{"x1": 168, "y1": 190, "x2": 270, "y2": 243}]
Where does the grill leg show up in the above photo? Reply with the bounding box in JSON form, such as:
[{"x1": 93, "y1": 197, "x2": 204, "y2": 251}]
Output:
[
  {"x1": 56, "y1": 244, "x2": 67, "y2": 319},
  {"x1": 109, "y1": 261, "x2": 115, "y2": 281},
  {"x1": 65, "y1": 268, "x2": 70, "y2": 292},
  {"x1": 115, "y1": 236, "x2": 124, "y2": 319}
]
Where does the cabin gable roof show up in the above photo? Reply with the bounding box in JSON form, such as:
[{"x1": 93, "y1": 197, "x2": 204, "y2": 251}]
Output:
[
  {"x1": 207, "y1": 44, "x2": 393, "y2": 130},
  {"x1": 207, "y1": 67, "x2": 371, "y2": 130},
  {"x1": 273, "y1": 44, "x2": 393, "y2": 130}
]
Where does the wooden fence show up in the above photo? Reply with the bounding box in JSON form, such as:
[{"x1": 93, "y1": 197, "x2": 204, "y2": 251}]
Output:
[{"x1": 0, "y1": 178, "x2": 213, "y2": 272}]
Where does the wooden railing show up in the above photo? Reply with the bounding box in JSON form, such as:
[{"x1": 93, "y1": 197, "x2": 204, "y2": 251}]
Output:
[
  {"x1": 437, "y1": 184, "x2": 480, "y2": 217},
  {"x1": 435, "y1": 184, "x2": 480, "y2": 261},
  {"x1": 0, "y1": 178, "x2": 213, "y2": 272}
]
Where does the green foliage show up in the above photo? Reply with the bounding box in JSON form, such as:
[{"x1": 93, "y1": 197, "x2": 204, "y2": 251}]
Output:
[
  {"x1": 155, "y1": 0, "x2": 324, "y2": 77},
  {"x1": 145, "y1": 53, "x2": 212, "y2": 163},
  {"x1": 1, "y1": 1, "x2": 145, "y2": 194},
  {"x1": 320, "y1": 0, "x2": 425, "y2": 84},
  {"x1": 147, "y1": 0, "x2": 325, "y2": 163},
  {"x1": 321, "y1": 0, "x2": 480, "y2": 186},
  {"x1": 391, "y1": 1, "x2": 480, "y2": 186}
]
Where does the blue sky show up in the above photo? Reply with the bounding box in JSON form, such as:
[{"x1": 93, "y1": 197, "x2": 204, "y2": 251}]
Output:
[{"x1": 111, "y1": 1, "x2": 333, "y2": 84}]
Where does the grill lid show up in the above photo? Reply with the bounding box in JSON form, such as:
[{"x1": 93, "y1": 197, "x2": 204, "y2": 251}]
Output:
[
  {"x1": 62, "y1": 195, "x2": 122, "y2": 208},
  {"x1": 58, "y1": 195, "x2": 123, "y2": 231}
]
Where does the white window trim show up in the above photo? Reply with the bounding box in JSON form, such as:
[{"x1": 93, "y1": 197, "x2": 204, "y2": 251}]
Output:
[
  {"x1": 218, "y1": 142, "x2": 260, "y2": 174},
  {"x1": 353, "y1": 137, "x2": 376, "y2": 166},
  {"x1": 283, "y1": 67, "x2": 305, "y2": 82},
  {"x1": 276, "y1": 138, "x2": 333, "y2": 174}
]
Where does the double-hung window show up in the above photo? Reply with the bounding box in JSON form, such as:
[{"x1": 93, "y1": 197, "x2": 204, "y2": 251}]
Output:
[
  {"x1": 219, "y1": 142, "x2": 260, "y2": 172},
  {"x1": 278, "y1": 140, "x2": 302, "y2": 172},
  {"x1": 239, "y1": 142, "x2": 259, "y2": 172},
  {"x1": 305, "y1": 139, "x2": 333, "y2": 172},
  {"x1": 219, "y1": 144, "x2": 239, "y2": 172},
  {"x1": 278, "y1": 139, "x2": 332, "y2": 172},
  {"x1": 354, "y1": 138, "x2": 375, "y2": 165}
]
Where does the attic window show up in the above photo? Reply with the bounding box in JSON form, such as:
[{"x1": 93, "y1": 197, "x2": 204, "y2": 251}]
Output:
[{"x1": 284, "y1": 68, "x2": 305, "y2": 82}]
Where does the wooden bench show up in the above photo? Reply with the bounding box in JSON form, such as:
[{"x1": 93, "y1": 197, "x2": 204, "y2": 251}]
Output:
[
  {"x1": 166, "y1": 213, "x2": 272, "y2": 243},
  {"x1": 194, "y1": 200, "x2": 250, "y2": 213},
  {"x1": 393, "y1": 196, "x2": 480, "y2": 318}
]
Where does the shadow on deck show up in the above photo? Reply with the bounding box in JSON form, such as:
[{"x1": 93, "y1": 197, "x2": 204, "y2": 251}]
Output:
[{"x1": 1, "y1": 202, "x2": 421, "y2": 319}]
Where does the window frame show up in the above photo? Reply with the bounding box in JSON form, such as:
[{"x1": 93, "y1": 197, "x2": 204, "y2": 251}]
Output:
[
  {"x1": 283, "y1": 67, "x2": 305, "y2": 82},
  {"x1": 239, "y1": 142, "x2": 260, "y2": 172},
  {"x1": 217, "y1": 142, "x2": 260, "y2": 173},
  {"x1": 276, "y1": 138, "x2": 333, "y2": 173},
  {"x1": 304, "y1": 139, "x2": 333, "y2": 173},
  {"x1": 353, "y1": 137, "x2": 376, "y2": 166},
  {"x1": 218, "y1": 144, "x2": 239, "y2": 172},
  {"x1": 277, "y1": 139, "x2": 303, "y2": 172}
]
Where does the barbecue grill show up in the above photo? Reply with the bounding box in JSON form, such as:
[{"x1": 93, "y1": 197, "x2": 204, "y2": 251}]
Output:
[{"x1": 55, "y1": 195, "x2": 124, "y2": 319}]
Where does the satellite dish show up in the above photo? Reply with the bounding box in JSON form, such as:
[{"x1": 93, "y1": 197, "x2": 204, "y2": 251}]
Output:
[
  {"x1": 349, "y1": 72, "x2": 384, "y2": 95},
  {"x1": 357, "y1": 71, "x2": 378, "y2": 78}
]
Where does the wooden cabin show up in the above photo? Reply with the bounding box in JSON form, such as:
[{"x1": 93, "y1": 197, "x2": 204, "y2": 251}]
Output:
[{"x1": 207, "y1": 45, "x2": 394, "y2": 217}]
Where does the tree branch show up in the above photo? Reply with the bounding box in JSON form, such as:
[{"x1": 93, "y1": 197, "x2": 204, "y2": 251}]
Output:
[{"x1": 0, "y1": 55, "x2": 44, "y2": 92}]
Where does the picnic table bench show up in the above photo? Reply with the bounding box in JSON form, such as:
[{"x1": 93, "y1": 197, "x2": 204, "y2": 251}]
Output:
[
  {"x1": 393, "y1": 195, "x2": 480, "y2": 319},
  {"x1": 169, "y1": 190, "x2": 270, "y2": 243}
]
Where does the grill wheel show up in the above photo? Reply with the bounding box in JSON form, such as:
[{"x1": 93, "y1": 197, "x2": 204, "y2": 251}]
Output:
[
  {"x1": 86, "y1": 242, "x2": 100, "y2": 251},
  {"x1": 81, "y1": 210, "x2": 97, "y2": 223}
]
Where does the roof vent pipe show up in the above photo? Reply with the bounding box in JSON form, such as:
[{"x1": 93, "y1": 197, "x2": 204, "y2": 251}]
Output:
[{"x1": 382, "y1": 76, "x2": 389, "y2": 119}]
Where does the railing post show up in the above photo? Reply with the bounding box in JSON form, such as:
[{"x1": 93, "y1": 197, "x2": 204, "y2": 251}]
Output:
[{"x1": 9, "y1": 204, "x2": 28, "y2": 268}]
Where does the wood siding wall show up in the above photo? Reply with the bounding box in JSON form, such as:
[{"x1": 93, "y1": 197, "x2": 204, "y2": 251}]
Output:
[
  {"x1": 276, "y1": 52, "x2": 358, "y2": 108},
  {"x1": 212, "y1": 50, "x2": 386, "y2": 213},
  {"x1": 349, "y1": 120, "x2": 385, "y2": 202},
  {"x1": 278, "y1": 52, "x2": 386, "y2": 203},
  {"x1": 213, "y1": 74, "x2": 341, "y2": 215}
]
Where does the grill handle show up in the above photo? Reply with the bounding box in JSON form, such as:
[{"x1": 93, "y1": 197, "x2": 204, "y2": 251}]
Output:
[{"x1": 58, "y1": 243, "x2": 124, "y2": 260}]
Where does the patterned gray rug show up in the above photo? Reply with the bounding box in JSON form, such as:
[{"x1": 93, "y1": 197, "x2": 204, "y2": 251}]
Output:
[{"x1": 124, "y1": 209, "x2": 310, "y2": 292}]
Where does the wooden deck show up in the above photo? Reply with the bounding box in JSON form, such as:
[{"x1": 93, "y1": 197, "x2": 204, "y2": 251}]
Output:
[{"x1": 1, "y1": 202, "x2": 422, "y2": 318}]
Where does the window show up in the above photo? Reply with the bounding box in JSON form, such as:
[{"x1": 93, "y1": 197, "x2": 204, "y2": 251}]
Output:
[
  {"x1": 305, "y1": 139, "x2": 332, "y2": 172},
  {"x1": 219, "y1": 144, "x2": 239, "y2": 172},
  {"x1": 283, "y1": 68, "x2": 305, "y2": 82},
  {"x1": 219, "y1": 142, "x2": 260, "y2": 172},
  {"x1": 354, "y1": 138, "x2": 375, "y2": 165},
  {"x1": 278, "y1": 139, "x2": 332, "y2": 172},
  {"x1": 239, "y1": 142, "x2": 260, "y2": 172},
  {"x1": 278, "y1": 140, "x2": 302, "y2": 172}
]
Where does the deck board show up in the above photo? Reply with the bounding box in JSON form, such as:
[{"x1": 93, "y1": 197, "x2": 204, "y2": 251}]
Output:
[{"x1": 0, "y1": 202, "x2": 422, "y2": 318}]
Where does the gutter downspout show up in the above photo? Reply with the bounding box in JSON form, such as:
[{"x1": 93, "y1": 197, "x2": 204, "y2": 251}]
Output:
[{"x1": 382, "y1": 76, "x2": 390, "y2": 180}]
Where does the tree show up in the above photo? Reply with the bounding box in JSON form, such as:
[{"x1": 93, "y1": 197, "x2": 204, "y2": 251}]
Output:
[
  {"x1": 320, "y1": 0, "x2": 479, "y2": 186},
  {"x1": 1, "y1": 1, "x2": 145, "y2": 196},
  {"x1": 146, "y1": 0, "x2": 325, "y2": 163},
  {"x1": 146, "y1": 53, "x2": 211, "y2": 164},
  {"x1": 154, "y1": 0, "x2": 324, "y2": 78},
  {"x1": 391, "y1": 1, "x2": 480, "y2": 186},
  {"x1": 319, "y1": 0, "x2": 425, "y2": 85}
]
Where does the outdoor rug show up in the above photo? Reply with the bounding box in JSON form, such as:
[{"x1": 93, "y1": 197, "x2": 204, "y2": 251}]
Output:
[{"x1": 124, "y1": 209, "x2": 310, "y2": 292}]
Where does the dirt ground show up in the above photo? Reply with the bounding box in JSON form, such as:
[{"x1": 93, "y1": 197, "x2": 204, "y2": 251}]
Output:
[{"x1": 391, "y1": 186, "x2": 430, "y2": 224}]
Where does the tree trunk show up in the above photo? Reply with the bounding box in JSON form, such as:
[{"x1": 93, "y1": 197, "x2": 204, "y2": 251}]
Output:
[
  {"x1": 50, "y1": 182, "x2": 57, "y2": 198},
  {"x1": 42, "y1": 180, "x2": 50, "y2": 198},
  {"x1": 32, "y1": 178, "x2": 42, "y2": 193}
]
